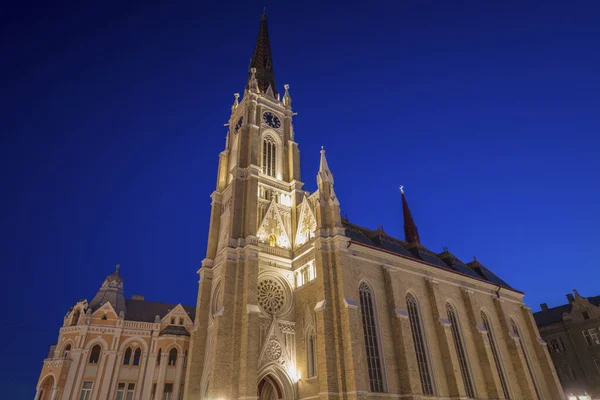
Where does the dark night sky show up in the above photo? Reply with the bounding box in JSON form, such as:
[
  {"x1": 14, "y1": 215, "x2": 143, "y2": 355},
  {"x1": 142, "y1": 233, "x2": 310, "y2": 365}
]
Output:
[{"x1": 2, "y1": 0, "x2": 599, "y2": 397}]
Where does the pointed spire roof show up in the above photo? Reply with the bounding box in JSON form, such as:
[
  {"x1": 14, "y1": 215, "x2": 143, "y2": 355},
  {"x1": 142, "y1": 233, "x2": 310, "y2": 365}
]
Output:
[
  {"x1": 247, "y1": 11, "x2": 277, "y2": 95},
  {"x1": 317, "y1": 146, "x2": 334, "y2": 185},
  {"x1": 400, "y1": 187, "x2": 420, "y2": 244}
]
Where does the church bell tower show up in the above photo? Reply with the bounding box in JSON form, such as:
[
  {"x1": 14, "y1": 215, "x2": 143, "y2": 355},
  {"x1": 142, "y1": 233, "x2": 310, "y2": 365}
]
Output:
[{"x1": 183, "y1": 12, "x2": 327, "y2": 400}]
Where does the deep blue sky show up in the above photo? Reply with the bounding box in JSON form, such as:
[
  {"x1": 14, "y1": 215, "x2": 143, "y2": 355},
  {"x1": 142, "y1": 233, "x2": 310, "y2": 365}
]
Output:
[{"x1": 2, "y1": 0, "x2": 599, "y2": 397}]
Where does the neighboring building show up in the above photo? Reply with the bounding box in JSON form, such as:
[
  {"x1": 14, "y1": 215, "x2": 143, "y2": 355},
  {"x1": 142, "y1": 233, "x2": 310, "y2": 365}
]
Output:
[
  {"x1": 534, "y1": 290, "x2": 600, "y2": 399},
  {"x1": 34, "y1": 266, "x2": 195, "y2": 400},
  {"x1": 36, "y1": 12, "x2": 564, "y2": 400}
]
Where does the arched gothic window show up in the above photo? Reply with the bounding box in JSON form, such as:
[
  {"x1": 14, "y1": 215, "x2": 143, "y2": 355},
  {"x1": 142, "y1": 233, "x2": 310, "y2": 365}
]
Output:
[
  {"x1": 307, "y1": 329, "x2": 316, "y2": 378},
  {"x1": 406, "y1": 293, "x2": 434, "y2": 395},
  {"x1": 89, "y1": 344, "x2": 101, "y2": 364},
  {"x1": 481, "y1": 311, "x2": 510, "y2": 399},
  {"x1": 71, "y1": 310, "x2": 80, "y2": 326},
  {"x1": 157, "y1": 348, "x2": 162, "y2": 365},
  {"x1": 358, "y1": 282, "x2": 385, "y2": 392},
  {"x1": 63, "y1": 344, "x2": 71, "y2": 358},
  {"x1": 123, "y1": 347, "x2": 132, "y2": 365},
  {"x1": 262, "y1": 136, "x2": 276, "y2": 177},
  {"x1": 511, "y1": 318, "x2": 541, "y2": 400},
  {"x1": 446, "y1": 303, "x2": 475, "y2": 397},
  {"x1": 133, "y1": 348, "x2": 141, "y2": 366},
  {"x1": 168, "y1": 348, "x2": 178, "y2": 366}
]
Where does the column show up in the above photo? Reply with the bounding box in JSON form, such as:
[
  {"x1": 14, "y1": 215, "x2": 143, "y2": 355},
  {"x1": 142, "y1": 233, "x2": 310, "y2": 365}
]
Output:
[
  {"x1": 461, "y1": 289, "x2": 503, "y2": 398},
  {"x1": 382, "y1": 266, "x2": 421, "y2": 394},
  {"x1": 50, "y1": 386, "x2": 60, "y2": 400},
  {"x1": 155, "y1": 351, "x2": 168, "y2": 399},
  {"x1": 70, "y1": 348, "x2": 88, "y2": 400},
  {"x1": 171, "y1": 351, "x2": 185, "y2": 400},
  {"x1": 60, "y1": 349, "x2": 82, "y2": 400},
  {"x1": 34, "y1": 387, "x2": 41, "y2": 400},
  {"x1": 107, "y1": 350, "x2": 125, "y2": 400},
  {"x1": 493, "y1": 298, "x2": 536, "y2": 399},
  {"x1": 521, "y1": 305, "x2": 564, "y2": 400},
  {"x1": 98, "y1": 350, "x2": 118, "y2": 399},
  {"x1": 425, "y1": 278, "x2": 464, "y2": 397},
  {"x1": 143, "y1": 334, "x2": 160, "y2": 400}
]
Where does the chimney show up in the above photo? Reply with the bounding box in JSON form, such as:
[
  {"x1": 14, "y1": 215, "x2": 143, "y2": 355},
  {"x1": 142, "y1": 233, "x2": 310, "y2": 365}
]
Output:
[
  {"x1": 131, "y1": 294, "x2": 145, "y2": 301},
  {"x1": 566, "y1": 294, "x2": 574, "y2": 303},
  {"x1": 540, "y1": 303, "x2": 548, "y2": 311}
]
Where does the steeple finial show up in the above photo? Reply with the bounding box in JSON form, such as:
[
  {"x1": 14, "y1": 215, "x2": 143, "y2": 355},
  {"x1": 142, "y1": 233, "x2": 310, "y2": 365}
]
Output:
[
  {"x1": 283, "y1": 84, "x2": 292, "y2": 107},
  {"x1": 232, "y1": 93, "x2": 240, "y2": 111},
  {"x1": 247, "y1": 11, "x2": 277, "y2": 95},
  {"x1": 401, "y1": 187, "x2": 420, "y2": 244},
  {"x1": 115, "y1": 264, "x2": 120, "y2": 273}
]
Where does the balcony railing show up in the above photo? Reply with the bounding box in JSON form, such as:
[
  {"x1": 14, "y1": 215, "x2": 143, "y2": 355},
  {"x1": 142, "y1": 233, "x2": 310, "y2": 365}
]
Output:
[{"x1": 43, "y1": 357, "x2": 71, "y2": 369}]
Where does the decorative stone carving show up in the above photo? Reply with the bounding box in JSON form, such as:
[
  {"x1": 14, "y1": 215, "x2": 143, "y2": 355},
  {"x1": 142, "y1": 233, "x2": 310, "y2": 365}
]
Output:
[
  {"x1": 265, "y1": 340, "x2": 282, "y2": 361},
  {"x1": 258, "y1": 279, "x2": 285, "y2": 315}
]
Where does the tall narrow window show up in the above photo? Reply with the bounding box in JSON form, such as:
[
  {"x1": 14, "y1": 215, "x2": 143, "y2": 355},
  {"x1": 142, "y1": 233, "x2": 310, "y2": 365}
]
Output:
[
  {"x1": 164, "y1": 383, "x2": 173, "y2": 400},
  {"x1": 71, "y1": 310, "x2": 80, "y2": 326},
  {"x1": 79, "y1": 381, "x2": 93, "y2": 400},
  {"x1": 446, "y1": 303, "x2": 475, "y2": 398},
  {"x1": 133, "y1": 348, "x2": 141, "y2": 366},
  {"x1": 262, "y1": 136, "x2": 276, "y2": 177},
  {"x1": 169, "y1": 348, "x2": 178, "y2": 366},
  {"x1": 511, "y1": 318, "x2": 541, "y2": 400},
  {"x1": 125, "y1": 383, "x2": 135, "y2": 400},
  {"x1": 481, "y1": 311, "x2": 510, "y2": 399},
  {"x1": 157, "y1": 348, "x2": 162, "y2": 365},
  {"x1": 307, "y1": 330, "x2": 316, "y2": 378},
  {"x1": 406, "y1": 293, "x2": 434, "y2": 395},
  {"x1": 63, "y1": 344, "x2": 71, "y2": 359},
  {"x1": 116, "y1": 383, "x2": 125, "y2": 400},
  {"x1": 89, "y1": 345, "x2": 101, "y2": 364},
  {"x1": 123, "y1": 347, "x2": 132, "y2": 365},
  {"x1": 359, "y1": 282, "x2": 384, "y2": 392}
]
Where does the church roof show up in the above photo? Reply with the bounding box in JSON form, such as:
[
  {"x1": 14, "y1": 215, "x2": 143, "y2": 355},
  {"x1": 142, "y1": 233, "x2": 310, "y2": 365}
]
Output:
[
  {"x1": 342, "y1": 219, "x2": 516, "y2": 291},
  {"x1": 533, "y1": 295, "x2": 600, "y2": 327},
  {"x1": 125, "y1": 299, "x2": 196, "y2": 323}
]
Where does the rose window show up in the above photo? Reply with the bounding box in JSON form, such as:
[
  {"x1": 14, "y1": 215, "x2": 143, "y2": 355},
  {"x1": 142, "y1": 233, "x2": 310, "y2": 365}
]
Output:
[
  {"x1": 265, "y1": 340, "x2": 282, "y2": 361},
  {"x1": 258, "y1": 279, "x2": 285, "y2": 315}
]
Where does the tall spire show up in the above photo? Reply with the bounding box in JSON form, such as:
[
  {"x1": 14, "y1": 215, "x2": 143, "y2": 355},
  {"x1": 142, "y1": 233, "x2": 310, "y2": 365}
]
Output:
[
  {"x1": 247, "y1": 11, "x2": 277, "y2": 95},
  {"x1": 317, "y1": 146, "x2": 334, "y2": 185},
  {"x1": 400, "y1": 187, "x2": 420, "y2": 244}
]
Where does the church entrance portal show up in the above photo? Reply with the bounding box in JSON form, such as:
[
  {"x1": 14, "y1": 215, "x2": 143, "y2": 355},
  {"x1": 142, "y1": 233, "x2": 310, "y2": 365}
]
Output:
[{"x1": 258, "y1": 375, "x2": 283, "y2": 400}]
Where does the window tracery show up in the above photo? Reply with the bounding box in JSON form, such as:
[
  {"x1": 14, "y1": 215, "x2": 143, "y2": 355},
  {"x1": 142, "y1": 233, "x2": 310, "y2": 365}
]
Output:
[
  {"x1": 446, "y1": 303, "x2": 474, "y2": 397},
  {"x1": 481, "y1": 311, "x2": 510, "y2": 399},
  {"x1": 406, "y1": 293, "x2": 434, "y2": 395},
  {"x1": 262, "y1": 136, "x2": 276, "y2": 177},
  {"x1": 359, "y1": 282, "x2": 385, "y2": 392}
]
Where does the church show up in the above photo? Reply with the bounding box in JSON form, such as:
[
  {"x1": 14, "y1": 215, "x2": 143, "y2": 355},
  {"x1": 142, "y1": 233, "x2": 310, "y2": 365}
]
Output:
[{"x1": 35, "y1": 12, "x2": 563, "y2": 400}]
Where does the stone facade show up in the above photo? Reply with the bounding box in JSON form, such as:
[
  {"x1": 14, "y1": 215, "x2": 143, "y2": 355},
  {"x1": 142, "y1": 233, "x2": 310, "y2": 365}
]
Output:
[
  {"x1": 34, "y1": 268, "x2": 194, "y2": 400},
  {"x1": 535, "y1": 290, "x2": 600, "y2": 400},
  {"x1": 35, "y1": 12, "x2": 565, "y2": 400}
]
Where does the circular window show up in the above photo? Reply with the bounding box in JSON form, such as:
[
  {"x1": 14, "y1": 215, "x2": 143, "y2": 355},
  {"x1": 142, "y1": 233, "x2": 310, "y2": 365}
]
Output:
[{"x1": 258, "y1": 278, "x2": 285, "y2": 315}]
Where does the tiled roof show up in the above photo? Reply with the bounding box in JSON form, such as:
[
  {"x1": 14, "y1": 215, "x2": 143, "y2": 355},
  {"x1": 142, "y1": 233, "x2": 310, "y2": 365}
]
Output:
[
  {"x1": 342, "y1": 220, "x2": 515, "y2": 291},
  {"x1": 534, "y1": 296, "x2": 600, "y2": 327},
  {"x1": 125, "y1": 299, "x2": 196, "y2": 323},
  {"x1": 159, "y1": 325, "x2": 191, "y2": 336}
]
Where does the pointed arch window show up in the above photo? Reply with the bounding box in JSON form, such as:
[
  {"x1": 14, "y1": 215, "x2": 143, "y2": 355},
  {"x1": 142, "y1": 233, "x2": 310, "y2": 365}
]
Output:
[
  {"x1": 63, "y1": 344, "x2": 71, "y2": 359},
  {"x1": 446, "y1": 303, "x2": 475, "y2": 398},
  {"x1": 123, "y1": 347, "x2": 132, "y2": 365},
  {"x1": 168, "y1": 348, "x2": 178, "y2": 366},
  {"x1": 89, "y1": 344, "x2": 101, "y2": 364},
  {"x1": 262, "y1": 136, "x2": 277, "y2": 177},
  {"x1": 481, "y1": 312, "x2": 510, "y2": 399},
  {"x1": 511, "y1": 318, "x2": 541, "y2": 400},
  {"x1": 133, "y1": 348, "x2": 141, "y2": 366},
  {"x1": 359, "y1": 282, "x2": 385, "y2": 392},
  {"x1": 307, "y1": 328, "x2": 317, "y2": 378},
  {"x1": 406, "y1": 293, "x2": 434, "y2": 395}
]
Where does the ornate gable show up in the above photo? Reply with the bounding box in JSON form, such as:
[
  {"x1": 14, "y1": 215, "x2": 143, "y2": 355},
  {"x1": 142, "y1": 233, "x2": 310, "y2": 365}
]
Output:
[
  {"x1": 257, "y1": 199, "x2": 291, "y2": 249},
  {"x1": 258, "y1": 317, "x2": 293, "y2": 370},
  {"x1": 294, "y1": 196, "x2": 317, "y2": 248}
]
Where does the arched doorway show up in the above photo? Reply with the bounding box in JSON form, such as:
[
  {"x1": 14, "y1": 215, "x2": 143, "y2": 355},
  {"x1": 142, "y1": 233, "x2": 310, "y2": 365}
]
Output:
[
  {"x1": 258, "y1": 375, "x2": 282, "y2": 400},
  {"x1": 38, "y1": 375, "x2": 55, "y2": 400}
]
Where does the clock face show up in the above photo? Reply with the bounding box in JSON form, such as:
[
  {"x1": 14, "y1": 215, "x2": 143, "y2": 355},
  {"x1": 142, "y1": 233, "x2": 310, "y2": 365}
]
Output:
[
  {"x1": 234, "y1": 116, "x2": 243, "y2": 133},
  {"x1": 263, "y1": 111, "x2": 281, "y2": 129}
]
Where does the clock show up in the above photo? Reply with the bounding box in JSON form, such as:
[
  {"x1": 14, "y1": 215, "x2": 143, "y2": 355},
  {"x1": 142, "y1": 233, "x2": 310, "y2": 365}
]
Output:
[
  {"x1": 263, "y1": 111, "x2": 281, "y2": 129},
  {"x1": 234, "y1": 116, "x2": 243, "y2": 133}
]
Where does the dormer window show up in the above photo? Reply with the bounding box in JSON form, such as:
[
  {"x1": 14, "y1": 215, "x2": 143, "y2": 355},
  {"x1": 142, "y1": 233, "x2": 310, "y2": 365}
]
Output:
[
  {"x1": 179, "y1": 318, "x2": 184, "y2": 325},
  {"x1": 171, "y1": 318, "x2": 175, "y2": 325},
  {"x1": 102, "y1": 314, "x2": 107, "y2": 320}
]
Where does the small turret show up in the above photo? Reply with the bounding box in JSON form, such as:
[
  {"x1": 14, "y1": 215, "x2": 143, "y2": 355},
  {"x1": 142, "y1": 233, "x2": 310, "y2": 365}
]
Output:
[{"x1": 88, "y1": 264, "x2": 126, "y2": 316}]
